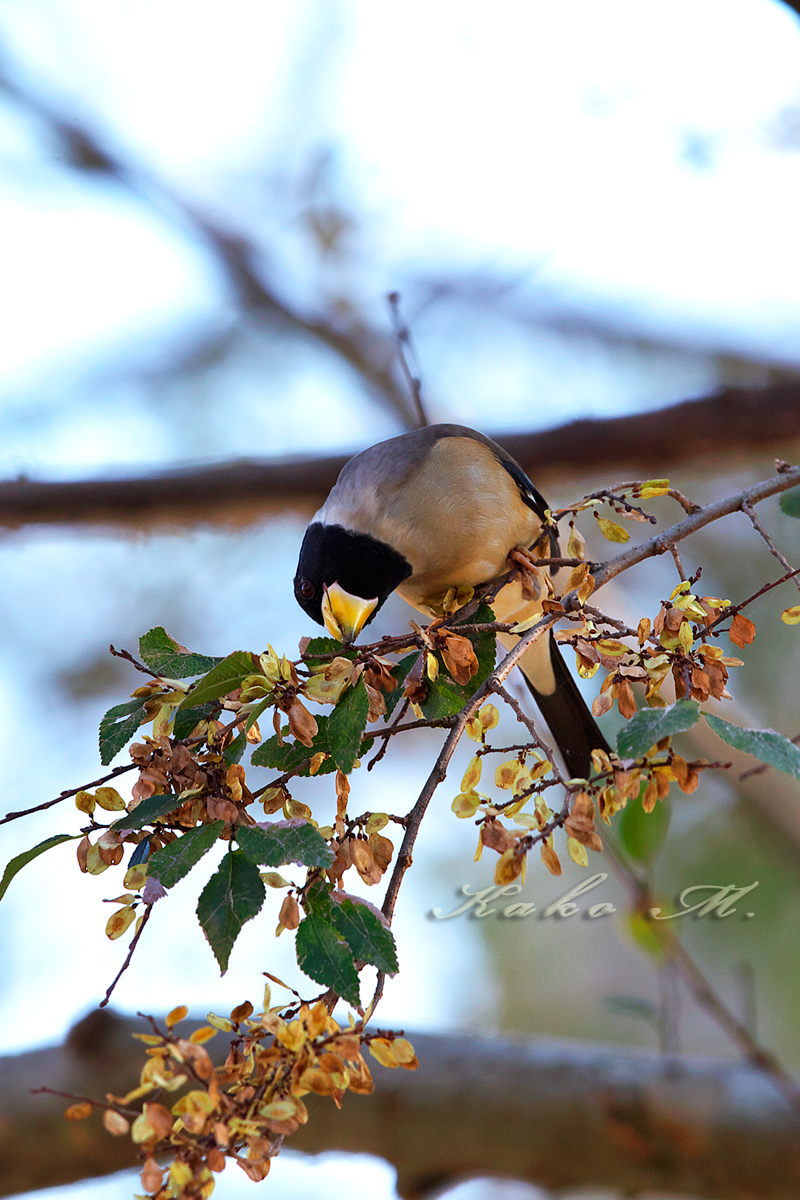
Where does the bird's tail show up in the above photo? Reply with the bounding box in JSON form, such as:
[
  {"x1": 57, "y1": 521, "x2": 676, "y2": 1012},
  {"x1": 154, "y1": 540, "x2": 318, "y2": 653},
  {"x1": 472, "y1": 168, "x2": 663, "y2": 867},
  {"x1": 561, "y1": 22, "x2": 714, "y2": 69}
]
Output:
[{"x1": 500, "y1": 629, "x2": 611, "y2": 779}]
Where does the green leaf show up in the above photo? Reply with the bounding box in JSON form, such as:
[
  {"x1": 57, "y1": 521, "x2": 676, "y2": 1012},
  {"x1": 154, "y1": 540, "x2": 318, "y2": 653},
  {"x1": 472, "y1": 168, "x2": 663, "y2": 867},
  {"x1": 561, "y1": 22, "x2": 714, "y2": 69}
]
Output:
[
  {"x1": 251, "y1": 716, "x2": 335, "y2": 776},
  {"x1": 779, "y1": 488, "x2": 800, "y2": 519},
  {"x1": 385, "y1": 602, "x2": 498, "y2": 721},
  {"x1": 0, "y1": 834, "x2": 80, "y2": 902},
  {"x1": 704, "y1": 713, "x2": 800, "y2": 779},
  {"x1": 421, "y1": 674, "x2": 469, "y2": 720},
  {"x1": 223, "y1": 696, "x2": 273, "y2": 766},
  {"x1": 295, "y1": 913, "x2": 360, "y2": 1007},
  {"x1": 454, "y1": 600, "x2": 498, "y2": 694},
  {"x1": 385, "y1": 653, "x2": 416, "y2": 717},
  {"x1": 180, "y1": 651, "x2": 257, "y2": 708},
  {"x1": 139, "y1": 627, "x2": 223, "y2": 679},
  {"x1": 302, "y1": 637, "x2": 353, "y2": 666},
  {"x1": 616, "y1": 700, "x2": 701, "y2": 759},
  {"x1": 386, "y1": 653, "x2": 470, "y2": 721},
  {"x1": 147, "y1": 820, "x2": 225, "y2": 888},
  {"x1": 99, "y1": 698, "x2": 147, "y2": 765},
  {"x1": 236, "y1": 822, "x2": 334, "y2": 869},
  {"x1": 197, "y1": 849, "x2": 266, "y2": 973},
  {"x1": 112, "y1": 793, "x2": 182, "y2": 832},
  {"x1": 616, "y1": 784, "x2": 671, "y2": 863},
  {"x1": 304, "y1": 877, "x2": 333, "y2": 918},
  {"x1": 330, "y1": 898, "x2": 398, "y2": 975},
  {"x1": 328, "y1": 676, "x2": 370, "y2": 773},
  {"x1": 173, "y1": 703, "x2": 218, "y2": 741}
]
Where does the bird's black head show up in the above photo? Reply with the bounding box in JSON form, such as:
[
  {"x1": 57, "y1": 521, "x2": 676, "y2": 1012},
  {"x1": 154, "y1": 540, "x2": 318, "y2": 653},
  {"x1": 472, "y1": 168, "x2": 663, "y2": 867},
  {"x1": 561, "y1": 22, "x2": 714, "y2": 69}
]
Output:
[{"x1": 294, "y1": 522, "x2": 412, "y2": 634}]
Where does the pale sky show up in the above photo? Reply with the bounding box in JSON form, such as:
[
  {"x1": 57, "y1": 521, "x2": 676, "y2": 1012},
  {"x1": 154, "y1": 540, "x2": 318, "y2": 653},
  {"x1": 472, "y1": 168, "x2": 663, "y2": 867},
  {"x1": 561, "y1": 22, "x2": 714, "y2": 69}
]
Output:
[{"x1": 2, "y1": 4, "x2": 799, "y2": 1199}]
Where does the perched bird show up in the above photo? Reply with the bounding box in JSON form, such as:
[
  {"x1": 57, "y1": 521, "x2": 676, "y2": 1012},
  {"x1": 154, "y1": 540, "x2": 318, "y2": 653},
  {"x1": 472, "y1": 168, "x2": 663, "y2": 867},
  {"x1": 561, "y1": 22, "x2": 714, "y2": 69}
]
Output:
[{"x1": 294, "y1": 424, "x2": 609, "y2": 777}]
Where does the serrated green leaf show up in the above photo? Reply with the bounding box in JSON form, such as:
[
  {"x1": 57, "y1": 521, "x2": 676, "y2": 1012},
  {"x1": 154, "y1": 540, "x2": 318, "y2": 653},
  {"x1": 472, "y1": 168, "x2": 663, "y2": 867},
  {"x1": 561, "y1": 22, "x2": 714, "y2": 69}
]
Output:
[
  {"x1": 302, "y1": 637, "x2": 354, "y2": 667},
  {"x1": 420, "y1": 674, "x2": 469, "y2": 719},
  {"x1": 173, "y1": 703, "x2": 218, "y2": 741},
  {"x1": 328, "y1": 676, "x2": 369, "y2": 773},
  {"x1": 304, "y1": 877, "x2": 333, "y2": 918},
  {"x1": 616, "y1": 700, "x2": 701, "y2": 759},
  {"x1": 295, "y1": 913, "x2": 360, "y2": 1007},
  {"x1": 704, "y1": 713, "x2": 800, "y2": 779},
  {"x1": 251, "y1": 716, "x2": 335, "y2": 776},
  {"x1": 197, "y1": 849, "x2": 266, "y2": 973},
  {"x1": 180, "y1": 651, "x2": 257, "y2": 708},
  {"x1": 236, "y1": 822, "x2": 334, "y2": 869},
  {"x1": 99, "y1": 698, "x2": 147, "y2": 765},
  {"x1": 0, "y1": 834, "x2": 80, "y2": 902},
  {"x1": 779, "y1": 488, "x2": 800, "y2": 519},
  {"x1": 138, "y1": 627, "x2": 223, "y2": 679},
  {"x1": 147, "y1": 820, "x2": 225, "y2": 888},
  {"x1": 330, "y1": 898, "x2": 398, "y2": 975},
  {"x1": 112, "y1": 793, "x2": 183, "y2": 832},
  {"x1": 617, "y1": 784, "x2": 671, "y2": 863}
]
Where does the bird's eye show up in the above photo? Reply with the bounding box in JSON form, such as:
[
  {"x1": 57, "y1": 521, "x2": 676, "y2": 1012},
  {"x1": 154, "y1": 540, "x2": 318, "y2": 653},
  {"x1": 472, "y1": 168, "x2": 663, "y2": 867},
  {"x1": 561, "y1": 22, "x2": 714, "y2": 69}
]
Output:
[{"x1": 299, "y1": 579, "x2": 316, "y2": 600}]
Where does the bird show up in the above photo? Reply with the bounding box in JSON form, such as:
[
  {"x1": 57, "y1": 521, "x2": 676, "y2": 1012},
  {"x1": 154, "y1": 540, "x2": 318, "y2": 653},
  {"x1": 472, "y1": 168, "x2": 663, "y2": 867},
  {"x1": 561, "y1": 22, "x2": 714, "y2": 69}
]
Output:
[{"x1": 294, "y1": 423, "x2": 610, "y2": 778}]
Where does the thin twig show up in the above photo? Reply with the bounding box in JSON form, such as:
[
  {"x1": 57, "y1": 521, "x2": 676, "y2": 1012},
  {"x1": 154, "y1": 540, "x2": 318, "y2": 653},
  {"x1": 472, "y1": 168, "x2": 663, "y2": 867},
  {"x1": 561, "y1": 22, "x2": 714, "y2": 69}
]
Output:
[
  {"x1": 587, "y1": 464, "x2": 800, "y2": 596},
  {"x1": 490, "y1": 682, "x2": 564, "y2": 782},
  {"x1": 580, "y1": 605, "x2": 656, "y2": 643},
  {"x1": 109, "y1": 645, "x2": 157, "y2": 676},
  {"x1": 387, "y1": 292, "x2": 429, "y2": 429},
  {"x1": 362, "y1": 714, "x2": 456, "y2": 743},
  {"x1": 367, "y1": 699, "x2": 410, "y2": 770},
  {"x1": 701, "y1": 565, "x2": 800, "y2": 637},
  {"x1": 0, "y1": 763, "x2": 137, "y2": 827},
  {"x1": 742, "y1": 500, "x2": 800, "y2": 591},
  {"x1": 668, "y1": 542, "x2": 687, "y2": 581},
  {"x1": 99, "y1": 905, "x2": 154, "y2": 1008},
  {"x1": 30, "y1": 1087, "x2": 135, "y2": 1115}
]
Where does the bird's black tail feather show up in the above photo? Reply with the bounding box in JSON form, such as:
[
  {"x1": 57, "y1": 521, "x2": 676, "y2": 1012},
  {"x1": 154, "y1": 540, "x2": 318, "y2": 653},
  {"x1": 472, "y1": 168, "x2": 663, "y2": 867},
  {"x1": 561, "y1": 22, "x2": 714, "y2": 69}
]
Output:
[{"x1": 524, "y1": 634, "x2": 611, "y2": 779}]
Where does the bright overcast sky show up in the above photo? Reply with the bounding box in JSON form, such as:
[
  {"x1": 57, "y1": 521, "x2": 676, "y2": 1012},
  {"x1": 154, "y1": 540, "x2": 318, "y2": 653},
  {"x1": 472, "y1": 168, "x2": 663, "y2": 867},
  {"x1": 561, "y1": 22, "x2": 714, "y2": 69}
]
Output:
[
  {"x1": 1, "y1": 0, "x2": 800, "y2": 395},
  {"x1": 2, "y1": 6, "x2": 800, "y2": 1197}
]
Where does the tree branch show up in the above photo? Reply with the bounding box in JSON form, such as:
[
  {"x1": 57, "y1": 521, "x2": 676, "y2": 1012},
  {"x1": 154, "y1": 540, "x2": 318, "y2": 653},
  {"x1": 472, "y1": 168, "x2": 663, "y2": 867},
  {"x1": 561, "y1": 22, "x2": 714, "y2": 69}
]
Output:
[
  {"x1": 3, "y1": 1010, "x2": 799, "y2": 1200},
  {"x1": 590, "y1": 463, "x2": 800, "y2": 592},
  {"x1": 1, "y1": 390, "x2": 800, "y2": 529}
]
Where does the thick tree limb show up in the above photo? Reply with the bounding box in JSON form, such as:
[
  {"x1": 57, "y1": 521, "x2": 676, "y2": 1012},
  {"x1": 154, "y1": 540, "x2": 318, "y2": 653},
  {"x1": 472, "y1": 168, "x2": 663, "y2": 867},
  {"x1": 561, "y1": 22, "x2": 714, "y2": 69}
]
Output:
[
  {"x1": 2, "y1": 1010, "x2": 798, "y2": 1199},
  {"x1": 1, "y1": 386, "x2": 800, "y2": 529}
]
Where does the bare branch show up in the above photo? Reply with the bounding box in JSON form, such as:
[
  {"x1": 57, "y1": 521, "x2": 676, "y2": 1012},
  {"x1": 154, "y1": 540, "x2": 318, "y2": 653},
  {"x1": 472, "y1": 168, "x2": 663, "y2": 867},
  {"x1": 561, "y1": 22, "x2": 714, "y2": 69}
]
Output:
[
  {"x1": 0, "y1": 763, "x2": 136, "y2": 827},
  {"x1": 742, "y1": 499, "x2": 800, "y2": 590},
  {"x1": 98, "y1": 905, "x2": 153, "y2": 1009},
  {"x1": 589, "y1": 463, "x2": 800, "y2": 593},
  {"x1": 387, "y1": 292, "x2": 430, "y2": 428}
]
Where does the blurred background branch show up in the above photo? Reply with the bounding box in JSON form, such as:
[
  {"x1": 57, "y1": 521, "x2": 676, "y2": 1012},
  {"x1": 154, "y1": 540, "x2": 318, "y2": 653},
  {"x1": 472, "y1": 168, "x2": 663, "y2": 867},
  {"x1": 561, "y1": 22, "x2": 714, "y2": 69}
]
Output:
[
  {"x1": 3, "y1": 1011, "x2": 800, "y2": 1200},
  {"x1": 1, "y1": 387, "x2": 799, "y2": 528},
  {"x1": 2, "y1": 4, "x2": 800, "y2": 1198}
]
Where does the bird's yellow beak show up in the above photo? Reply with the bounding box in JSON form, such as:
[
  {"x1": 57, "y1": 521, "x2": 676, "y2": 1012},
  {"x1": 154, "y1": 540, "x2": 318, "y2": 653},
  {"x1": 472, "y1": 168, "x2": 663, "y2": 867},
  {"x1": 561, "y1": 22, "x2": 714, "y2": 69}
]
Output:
[{"x1": 321, "y1": 583, "x2": 378, "y2": 644}]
